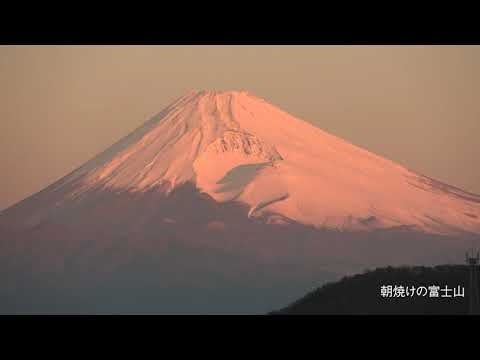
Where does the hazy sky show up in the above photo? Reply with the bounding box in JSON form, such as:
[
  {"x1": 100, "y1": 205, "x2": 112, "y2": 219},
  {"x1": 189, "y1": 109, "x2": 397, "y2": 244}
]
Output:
[{"x1": 1, "y1": 45, "x2": 479, "y2": 210}]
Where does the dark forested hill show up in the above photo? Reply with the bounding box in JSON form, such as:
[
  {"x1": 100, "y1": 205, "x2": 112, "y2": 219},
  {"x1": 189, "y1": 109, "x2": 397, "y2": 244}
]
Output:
[{"x1": 273, "y1": 265, "x2": 475, "y2": 315}]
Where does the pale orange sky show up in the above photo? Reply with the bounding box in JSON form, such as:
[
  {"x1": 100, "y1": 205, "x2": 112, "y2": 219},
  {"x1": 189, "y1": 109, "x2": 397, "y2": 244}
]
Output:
[{"x1": 0, "y1": 45, "x2": 479, "y2": 211}]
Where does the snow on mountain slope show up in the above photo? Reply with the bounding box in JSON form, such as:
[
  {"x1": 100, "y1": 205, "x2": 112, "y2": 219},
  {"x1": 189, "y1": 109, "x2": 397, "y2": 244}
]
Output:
[
  {"x1": 2, "y1": 89, "x2": 480, "y2": 314},
  {"x1": 1, "y1": 90, "x2": 480, "y2": 236}
]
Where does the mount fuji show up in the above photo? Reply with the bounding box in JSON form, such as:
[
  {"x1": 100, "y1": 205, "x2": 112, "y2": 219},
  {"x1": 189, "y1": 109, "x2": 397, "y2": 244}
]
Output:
[{"x1": 1, "y1": 90, "x2": 479, "y2": 314}]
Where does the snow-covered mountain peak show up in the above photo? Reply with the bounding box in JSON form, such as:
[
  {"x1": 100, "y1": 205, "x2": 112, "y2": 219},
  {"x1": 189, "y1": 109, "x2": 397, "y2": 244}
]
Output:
[
  {"x1": 2, "y1": 90, "x2": 480, "y2": 235},
  {"x1": 4, "y1": 90, "x2": 480, "y2": 315}
]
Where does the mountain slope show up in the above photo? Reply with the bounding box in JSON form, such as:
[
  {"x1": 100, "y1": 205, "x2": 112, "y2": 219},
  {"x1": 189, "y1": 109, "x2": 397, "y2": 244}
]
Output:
[
  {"x1": 273, "y1": 265, "x2": 471, "y2": 315},
  {"x1": 2, "y1": 90, "x2": 479, "y2": 235},
  {"x1": 0, "y1": 90, "x2": 479, "y2": 314}
]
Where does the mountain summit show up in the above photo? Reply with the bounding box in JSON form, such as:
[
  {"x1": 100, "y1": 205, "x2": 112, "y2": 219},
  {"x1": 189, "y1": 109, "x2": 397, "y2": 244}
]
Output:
[
  {"x1": 3, "y1": 90, "x2": 479, "y2": 235},
  {"x1": 0, "y1": 90, "x2": 479, "y2": 314}
]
